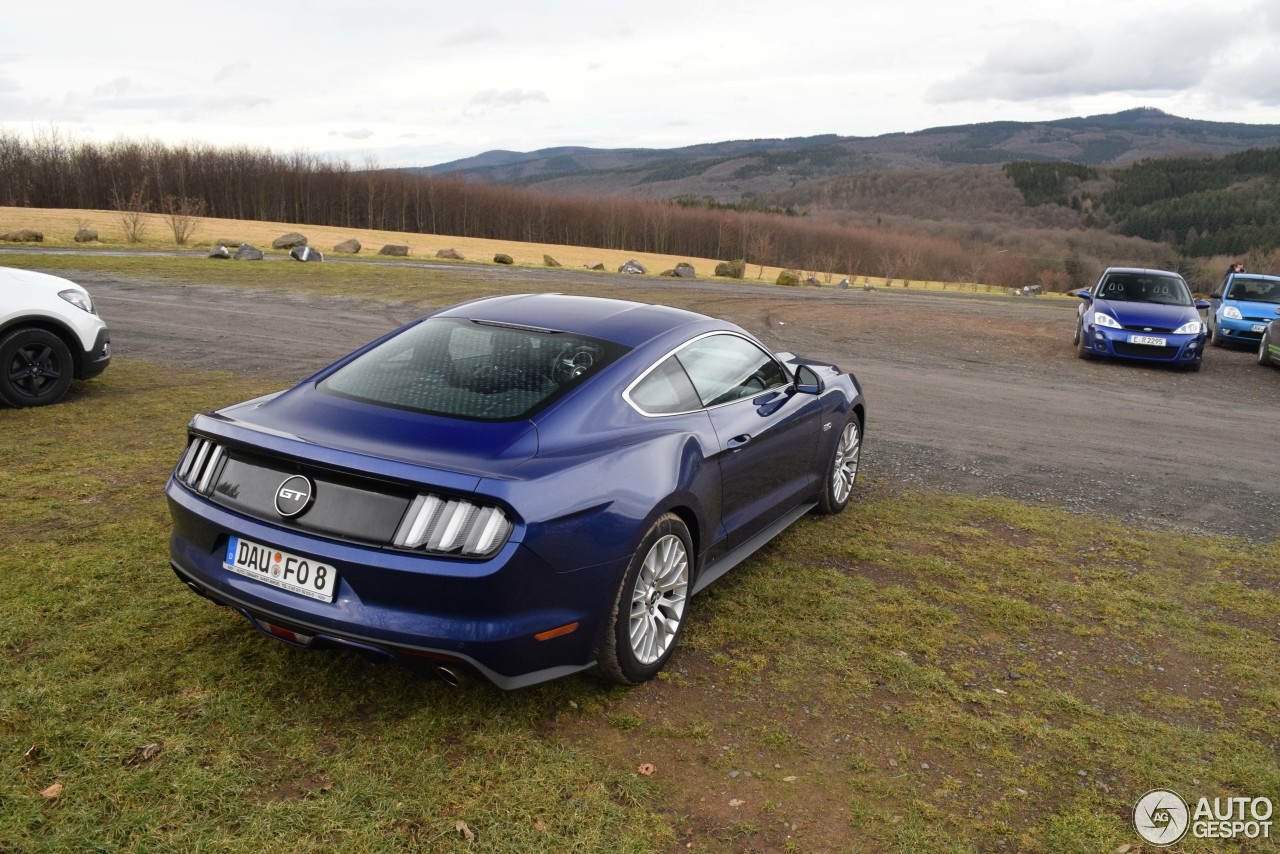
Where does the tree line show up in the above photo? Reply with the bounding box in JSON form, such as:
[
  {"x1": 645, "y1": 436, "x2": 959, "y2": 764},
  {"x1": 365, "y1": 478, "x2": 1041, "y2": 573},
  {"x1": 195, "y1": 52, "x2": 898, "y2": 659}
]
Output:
[{"x1": 0, "y1": 131, "x2": 1065, "y2": 287}]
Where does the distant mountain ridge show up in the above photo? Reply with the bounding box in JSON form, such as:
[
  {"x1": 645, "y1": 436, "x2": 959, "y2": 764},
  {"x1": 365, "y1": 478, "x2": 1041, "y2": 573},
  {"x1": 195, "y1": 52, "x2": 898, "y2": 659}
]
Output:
[{"x1": 407, "y1": 109, "x2": 1280, "y2": 203}]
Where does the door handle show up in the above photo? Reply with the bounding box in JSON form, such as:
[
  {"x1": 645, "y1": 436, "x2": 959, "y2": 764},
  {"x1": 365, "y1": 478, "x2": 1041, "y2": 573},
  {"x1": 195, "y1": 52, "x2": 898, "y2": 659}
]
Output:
[{"x1": 726, "y1": 434, "x2": 752, "y2": 451}]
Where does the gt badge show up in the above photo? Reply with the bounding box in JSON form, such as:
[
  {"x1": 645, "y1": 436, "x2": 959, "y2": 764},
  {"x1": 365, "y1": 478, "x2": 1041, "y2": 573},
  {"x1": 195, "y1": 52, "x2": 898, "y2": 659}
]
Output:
[{"x1": 275, "y1": 475, "x2": 314, "y2": 518}]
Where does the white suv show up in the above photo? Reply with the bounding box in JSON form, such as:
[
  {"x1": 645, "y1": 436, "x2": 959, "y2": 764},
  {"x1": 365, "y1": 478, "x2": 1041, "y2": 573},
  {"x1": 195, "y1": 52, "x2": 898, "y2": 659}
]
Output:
[{"x1": 0, "y1": 267, "x2": 111, "y2": 406}]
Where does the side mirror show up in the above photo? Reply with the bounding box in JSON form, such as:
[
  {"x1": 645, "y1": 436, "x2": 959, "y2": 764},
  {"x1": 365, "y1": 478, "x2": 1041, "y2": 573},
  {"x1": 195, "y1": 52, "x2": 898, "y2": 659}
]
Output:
[
  {"x1": 794, "y1": 364, "x2": 823, "y2": 395},
  {"x1": 1195, "y1": 299, "x2": 1210, "y2": 310},
  {"x1": 1075, "y1": 289, "x2": 1092, "y2": 300}
]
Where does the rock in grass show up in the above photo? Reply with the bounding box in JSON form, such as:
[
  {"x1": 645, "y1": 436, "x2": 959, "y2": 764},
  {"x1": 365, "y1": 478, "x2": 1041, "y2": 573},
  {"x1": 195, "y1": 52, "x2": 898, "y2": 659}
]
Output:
[
  {"x1": 378, "y1": 244, "x2": 409, "y2": 257},
  {"x1": 272, "y1": 232, "x2": 307, "y2": 249},
  {"x1": 74, "y1": 227, "x2": 99, "y2": 243},
  {"x1": 208, "y1": 244, "x2": 231, "y2": 259},
  {"x1": 543, "y1": 254, "x2": 561, "y2": 267},
  {"x1": 233, "y1": 243, "x2": 263, "y2": 260},
  {"x1": 290, "y1": 245, "x2": 323, "y2": 262},
  {"x1": 436, "y1": 248, "x2": 463, "y2": 260},
  {"x1": 587, "y1": 262, "x2": 606, "y2": 271},
  {"x1": 619, "y1": 259, "x2": 646, "y2": 274},
  {"x1": 674, "y1": 262, "x2": 696, "y2": 278},
  {"x1": 776, "y1": 269, "x2": 800, "y2": 287},
  {"x1": 334, "y1": 238, "x2": 361, "y2": 254},
  {"x1": 493, "y1": 253, "x2": 514, "y2": 265},
  {"x1": 1, "y1": 228, "x2": 43, "y2": 242}
]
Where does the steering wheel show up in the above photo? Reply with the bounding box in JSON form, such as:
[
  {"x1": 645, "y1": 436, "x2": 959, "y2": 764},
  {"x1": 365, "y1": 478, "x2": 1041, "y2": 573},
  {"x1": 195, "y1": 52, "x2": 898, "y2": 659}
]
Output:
[{"x1": 551, "y1": 346, "x2": 595, "y2": 383}]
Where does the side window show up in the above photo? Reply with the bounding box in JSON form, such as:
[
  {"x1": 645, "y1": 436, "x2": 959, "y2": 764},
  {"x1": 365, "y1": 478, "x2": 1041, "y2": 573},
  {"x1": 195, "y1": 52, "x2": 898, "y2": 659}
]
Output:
[
  {"x1": 629, "y1": 356, "x2": 702, "y2": 414},
  {"x1": 675, "y1": 334, "x2": 787, "y2": 407}
]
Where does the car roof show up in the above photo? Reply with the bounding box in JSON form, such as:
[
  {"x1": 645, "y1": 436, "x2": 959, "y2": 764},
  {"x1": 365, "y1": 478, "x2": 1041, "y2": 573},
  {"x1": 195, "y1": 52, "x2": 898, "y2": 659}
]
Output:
[
  {"x1": 434, "y1": 293, "x2": 713, "y2": 348},
  {"x1": 1101, "y1": 267, "x2": 1184, "y2": 278}
]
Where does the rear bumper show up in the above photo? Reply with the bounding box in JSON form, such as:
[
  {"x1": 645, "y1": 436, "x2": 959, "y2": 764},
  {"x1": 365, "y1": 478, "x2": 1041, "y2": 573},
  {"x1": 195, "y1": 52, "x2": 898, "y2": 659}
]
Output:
[{"x1": 167, "y1": 479, "x2": 624, "y2": 689}]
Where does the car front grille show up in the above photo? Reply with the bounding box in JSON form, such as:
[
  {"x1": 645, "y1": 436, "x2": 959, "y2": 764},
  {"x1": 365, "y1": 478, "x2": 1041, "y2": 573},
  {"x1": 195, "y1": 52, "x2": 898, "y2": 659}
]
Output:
[
  {"x1": 1114, "y1": 343, "x2": 1179, "y2": 359},
  {"x1": 1120, "y1": 324, "x2": 1175, "y2": 333}
]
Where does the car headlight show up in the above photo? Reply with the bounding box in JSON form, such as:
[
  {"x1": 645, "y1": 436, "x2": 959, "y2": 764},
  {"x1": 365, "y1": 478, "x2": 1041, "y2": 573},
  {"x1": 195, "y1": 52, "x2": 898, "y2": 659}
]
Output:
[
  {"x1": 1173, "y1": 320, "x2": 1204, "y2": 335},
  {"x1": 1222, "y1": 306, "x2": 1243, "y2": 320},
  {"x1": 58, "y1": 289, "x2": 95, "y2": 314},
  {"x1": 1093, "y1": 312, "x2": 1122, "y2": 329}
]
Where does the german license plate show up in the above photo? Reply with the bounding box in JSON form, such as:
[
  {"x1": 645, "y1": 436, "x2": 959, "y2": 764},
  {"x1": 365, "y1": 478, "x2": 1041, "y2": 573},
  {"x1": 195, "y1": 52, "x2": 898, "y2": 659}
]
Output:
[
  {"x1": 223, "y1": 536, "x2": 337, "y2": 602},
  {"x1": 1252, "y1": 324, "x2": 1267, "y2": 333},
  {"x1": 1128, "y1": 334, "x2": 1166, "y2": 347}
]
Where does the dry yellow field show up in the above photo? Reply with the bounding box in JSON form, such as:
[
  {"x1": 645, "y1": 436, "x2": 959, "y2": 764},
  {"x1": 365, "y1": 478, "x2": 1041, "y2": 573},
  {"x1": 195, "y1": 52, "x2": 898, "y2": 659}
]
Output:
[
  {"x1": 0, "y1": 206, "x2": 789, "y2": 280},
  {"x1": 0, "y1": 205, "x2": 1053, "y2": 296}
]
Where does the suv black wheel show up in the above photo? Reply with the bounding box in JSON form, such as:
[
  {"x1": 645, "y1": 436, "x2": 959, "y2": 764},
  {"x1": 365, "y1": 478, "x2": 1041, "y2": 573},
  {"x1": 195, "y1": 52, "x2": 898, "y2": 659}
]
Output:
[{"x1": 0, "y1": 328, "x2": 74, "y2": 407}]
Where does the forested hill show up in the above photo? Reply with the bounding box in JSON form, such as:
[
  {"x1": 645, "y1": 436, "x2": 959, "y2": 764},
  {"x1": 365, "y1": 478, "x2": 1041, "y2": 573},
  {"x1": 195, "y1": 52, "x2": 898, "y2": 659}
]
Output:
[
  {"x1": 409, "y1": 109, "x2": 1280, "y2": 203},
  {"x1": 1004, "y1": 148, "x2": 1280, "y2": 257}
]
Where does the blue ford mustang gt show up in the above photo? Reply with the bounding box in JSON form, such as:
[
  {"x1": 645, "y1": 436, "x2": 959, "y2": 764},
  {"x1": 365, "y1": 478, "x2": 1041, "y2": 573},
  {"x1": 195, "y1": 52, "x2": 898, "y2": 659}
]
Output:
[
  {"x1": 1074, "y1": 267, "x2": 1209, "y2": 370},
  {"x1": 167, "y1": 294, "x2": 866, "y2": 688}
]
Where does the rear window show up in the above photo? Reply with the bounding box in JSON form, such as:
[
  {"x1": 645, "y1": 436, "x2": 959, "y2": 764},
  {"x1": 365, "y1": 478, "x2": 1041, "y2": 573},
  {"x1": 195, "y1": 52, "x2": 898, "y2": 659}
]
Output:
[{"x1": 320, "y1": 318, "x2": 628, "y2": 421}]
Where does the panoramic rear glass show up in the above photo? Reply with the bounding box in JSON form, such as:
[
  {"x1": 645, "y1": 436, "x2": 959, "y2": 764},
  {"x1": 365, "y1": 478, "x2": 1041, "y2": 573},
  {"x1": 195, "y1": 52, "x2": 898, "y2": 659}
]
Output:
[{"x1": 320, "y1": 318, "x2": 628, "y2": 421}]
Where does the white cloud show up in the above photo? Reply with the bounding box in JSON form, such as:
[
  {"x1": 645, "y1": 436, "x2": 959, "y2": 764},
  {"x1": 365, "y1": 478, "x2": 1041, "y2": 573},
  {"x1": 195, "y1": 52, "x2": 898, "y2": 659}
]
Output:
[{"x1": 463, "y1": 88, "x2": 550, "y2": 117}]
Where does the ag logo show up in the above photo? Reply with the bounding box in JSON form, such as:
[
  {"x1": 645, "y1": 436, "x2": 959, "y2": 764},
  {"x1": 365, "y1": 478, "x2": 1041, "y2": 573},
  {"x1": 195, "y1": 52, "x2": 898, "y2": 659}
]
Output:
[
  {"x1": 1134, "y1": 789, "x2": 1190, "y2": 846},
  {"x1": 274, "y1": 475, "x2": 314, "y2": 518}
]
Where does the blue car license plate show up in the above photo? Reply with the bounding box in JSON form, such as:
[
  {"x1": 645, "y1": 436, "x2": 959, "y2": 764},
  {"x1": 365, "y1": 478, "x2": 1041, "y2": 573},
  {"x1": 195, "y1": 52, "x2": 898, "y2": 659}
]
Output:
[{"x1": 224, "y1": 536, "x2": 338, "y2": 602}]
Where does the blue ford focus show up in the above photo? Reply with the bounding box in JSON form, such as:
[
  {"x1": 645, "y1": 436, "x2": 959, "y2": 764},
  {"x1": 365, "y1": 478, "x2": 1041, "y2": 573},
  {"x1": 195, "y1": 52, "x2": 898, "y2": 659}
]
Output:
[
  {"x1": 167, "y1": 294, "x2": 865, "y2": 688},
  {"x1": 1073, "y1": 267, "x2": 1209, "y2": 371}
]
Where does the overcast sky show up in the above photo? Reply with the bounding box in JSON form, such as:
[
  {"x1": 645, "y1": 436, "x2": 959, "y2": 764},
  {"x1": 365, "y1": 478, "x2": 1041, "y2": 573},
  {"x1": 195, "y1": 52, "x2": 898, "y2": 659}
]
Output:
[{"x1": 3, "y1": 0, "x2": 1279, "y2": 167}]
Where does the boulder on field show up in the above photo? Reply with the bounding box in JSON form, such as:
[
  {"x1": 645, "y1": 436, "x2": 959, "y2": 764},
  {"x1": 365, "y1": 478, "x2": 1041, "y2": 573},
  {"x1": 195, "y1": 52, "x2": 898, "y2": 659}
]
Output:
[
  {"x1": 208, "y1": 244, "x2": 232, "y2": 259},
  {"x1": 837, "y1": 278, "x2": 850, "y2": 290},
  {"x1": 493, "y1": 253, "x2": 514, "y2": 265},
  {"x1": 214, "y1": 238, "x2": 241, "y2": 248},
  {"x1": 714, "y1": 259, "x2": 746, "y2": 279},
  {"x1": 74, "y1": 227, "x2": 99, "y2": 243},
  {"x1": 776, "y1": 269, "x2": 800, "y2": 287},
  {"x1": 1, "y1": 229, "x2": 43, "y2": 242},
  {"x1": 334, "y1": 238, "x2": 361, "y2": 254},
  {"x1": 378, "y1": 244, "x2": 409, "y2": 257},
  {"x1": 804, "y1": 276, "x2": 821, "y2": 287},
  {"x1": 272, "y1": 232, "x2": 308, "y2": 250},
  {"x1": 659, "y1": 269, "x2": 677, "y2": 277},
  {"x1": 587, "y1": 262, "x2": 606, "y2": 271},
  {"x1": 233, "y1": 243, "x2": 264, "y2": 260},
  {"x1": 674, "y1": 262, "x2": 696, "y2": 278},
  {"x1": 863, "y1": 283, "x2": 877, "y2": 292},
  {"x1": 543, "y1": 254, "x2": 561, "y2": 267},
  {"x1": 436, "y1": 248, "x2": 464, "y2": 260},
  {"x1": 619, "y1": 259, "x2": 646, "y2": 275},
  {"x1": 290, "y1": 245, "x2": 323, "y2": 262}
]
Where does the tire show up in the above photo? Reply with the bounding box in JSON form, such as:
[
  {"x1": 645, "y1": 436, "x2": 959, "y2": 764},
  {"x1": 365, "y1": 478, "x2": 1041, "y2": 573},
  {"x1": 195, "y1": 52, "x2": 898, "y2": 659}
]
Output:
[
  {"x1": 0, "y1": 328, "x2": 74, "y2": 408},
  {"x1": 1209, "y1": 321, "x2": 1225, "y2": 347},
  {"x1": 1184, "y1": 358, "x2": 1202, "y2": 373},
  {"x1": 1072, "y1": 320, "x2": 1080, "y2": 346},
  {"x1": 1259, "y1": 330, "x2": 1272, "y2": 366},
  {"x1": 816, "y1": 416, "x2": 861, "y2": 515},
  {"x1": 1076, "y1": 321, "x2": 1092, "y2": 359},
  {"x1": 596, "y1": 513, "x2": 692, "y2": 685}
]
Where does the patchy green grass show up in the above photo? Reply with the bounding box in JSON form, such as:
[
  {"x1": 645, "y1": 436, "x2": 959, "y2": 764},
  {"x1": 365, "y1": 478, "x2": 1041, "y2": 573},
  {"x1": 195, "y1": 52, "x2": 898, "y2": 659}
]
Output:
[{"x1": 2, "y1": 362, "x2": 1276, "y2": 852}]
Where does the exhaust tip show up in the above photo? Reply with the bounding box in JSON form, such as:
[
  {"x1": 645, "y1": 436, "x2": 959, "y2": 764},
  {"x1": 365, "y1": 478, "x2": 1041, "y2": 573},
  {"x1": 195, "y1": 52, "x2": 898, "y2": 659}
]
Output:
[{"x1": 435, "y1": 665, "x2": 463, "y2": 687}]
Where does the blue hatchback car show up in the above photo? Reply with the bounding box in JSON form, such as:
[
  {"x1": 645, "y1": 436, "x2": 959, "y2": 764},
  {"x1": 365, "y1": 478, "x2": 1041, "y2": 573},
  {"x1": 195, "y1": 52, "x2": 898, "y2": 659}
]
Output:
[
  {"x1": 1074, "y1": 267, "x2": 1209, "y2": 371},
  {"x1": 167, "y1": 294, "x2": 866, "y2": 688},
  {"x1": 1207, "y1": 272, "x2": 1280, "y2": 349}
]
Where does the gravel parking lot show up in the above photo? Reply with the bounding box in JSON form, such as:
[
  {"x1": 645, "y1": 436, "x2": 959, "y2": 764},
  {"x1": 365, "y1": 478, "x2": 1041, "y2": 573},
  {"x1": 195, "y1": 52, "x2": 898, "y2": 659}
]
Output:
[{"x1": 78, "y1": 267, "x2": 1279, "y2": 541}]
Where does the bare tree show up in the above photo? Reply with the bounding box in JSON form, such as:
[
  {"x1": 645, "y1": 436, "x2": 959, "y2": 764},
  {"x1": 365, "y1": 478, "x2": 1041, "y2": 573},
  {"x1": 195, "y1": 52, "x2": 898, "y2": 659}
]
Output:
[
  {"x1": 112, "y1": 183, "x2": 150, "y2": 243},
  {"x1": 162, "y1": 195, "x2": 206, "y2": 245},
  {"x1": 746, "y1": 230, "x2": 775, "y2": 279}
]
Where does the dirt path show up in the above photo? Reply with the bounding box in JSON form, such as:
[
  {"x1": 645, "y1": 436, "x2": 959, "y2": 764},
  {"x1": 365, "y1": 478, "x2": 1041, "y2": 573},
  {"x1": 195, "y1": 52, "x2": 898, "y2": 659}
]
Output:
[{"x1": 80, "y1": 270, "x2": 1280, "y2": 540}]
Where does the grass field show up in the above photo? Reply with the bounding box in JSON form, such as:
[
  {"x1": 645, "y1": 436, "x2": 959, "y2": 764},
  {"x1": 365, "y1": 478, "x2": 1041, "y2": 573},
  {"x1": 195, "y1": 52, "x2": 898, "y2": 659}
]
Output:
[{"x1": 1, "y1": 362, "x2": 1276, "y2": 850}]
